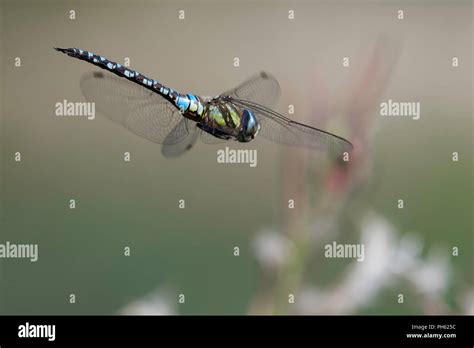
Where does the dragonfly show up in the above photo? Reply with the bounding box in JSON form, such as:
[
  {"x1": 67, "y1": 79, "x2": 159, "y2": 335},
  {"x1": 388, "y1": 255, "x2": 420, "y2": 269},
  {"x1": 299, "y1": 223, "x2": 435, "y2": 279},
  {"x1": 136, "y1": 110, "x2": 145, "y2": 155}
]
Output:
[{"x1": 55, "y1": 47, "x2": 353, "y2": 158}]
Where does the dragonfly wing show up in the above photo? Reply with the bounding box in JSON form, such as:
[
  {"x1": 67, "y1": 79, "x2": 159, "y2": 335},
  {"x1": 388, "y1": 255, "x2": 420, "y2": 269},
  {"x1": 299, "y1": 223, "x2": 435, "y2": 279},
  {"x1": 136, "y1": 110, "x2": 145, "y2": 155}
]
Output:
[
  {"x1": 161, "y1": 119, "x2": 199, "y2": 157},
  {"x1": 223, "y1": 71, "x2": 281, "y2": 109},
  {"x1": 230, "y1": 98, "x2": 353, "y2": 157},
  {"x1": 80, "y1": 71, "x2": 185, "y2": 145}
]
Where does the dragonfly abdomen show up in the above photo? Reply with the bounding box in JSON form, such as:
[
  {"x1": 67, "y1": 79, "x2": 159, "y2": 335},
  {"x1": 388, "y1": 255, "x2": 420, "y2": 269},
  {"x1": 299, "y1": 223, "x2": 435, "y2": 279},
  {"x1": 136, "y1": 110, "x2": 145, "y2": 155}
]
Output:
[{"x1": 55, "y1": 47, "x2": 204, "y2": 119}]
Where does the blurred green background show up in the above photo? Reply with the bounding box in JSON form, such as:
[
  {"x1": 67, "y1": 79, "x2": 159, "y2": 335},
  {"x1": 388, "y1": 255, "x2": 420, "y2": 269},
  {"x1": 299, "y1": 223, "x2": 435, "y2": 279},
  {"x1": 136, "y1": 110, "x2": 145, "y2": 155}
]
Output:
[{"x1": 0, "y1": 0, "x2": 472, "y2": 314}]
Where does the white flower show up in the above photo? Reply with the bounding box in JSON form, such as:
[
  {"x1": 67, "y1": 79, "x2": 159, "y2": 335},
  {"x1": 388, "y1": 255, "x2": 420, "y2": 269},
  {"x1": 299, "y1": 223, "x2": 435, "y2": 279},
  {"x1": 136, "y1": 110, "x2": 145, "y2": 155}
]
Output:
[
  {"x1": 390, "y1": 233, "x2": 423, "y2": 274},
  {"x1": 252, "y1": 229, "x2": 293, "y2": 270},
  {"x1": 119, "y1": 288, "x2": 175, "y2": 315},
  {"x1": 407, "y1": 250, "x2": 451, "y2": 296},
  {"x1": 295, "y1": 211, "x2": 452, "y2": 314}
]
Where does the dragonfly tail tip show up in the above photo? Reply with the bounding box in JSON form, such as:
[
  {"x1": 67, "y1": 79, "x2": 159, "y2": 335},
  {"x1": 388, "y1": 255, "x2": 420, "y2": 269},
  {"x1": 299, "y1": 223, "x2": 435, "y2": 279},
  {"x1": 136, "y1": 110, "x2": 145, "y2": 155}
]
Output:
[{"x1": 53, "y1": 47, "x2": 68, "y2": 53}]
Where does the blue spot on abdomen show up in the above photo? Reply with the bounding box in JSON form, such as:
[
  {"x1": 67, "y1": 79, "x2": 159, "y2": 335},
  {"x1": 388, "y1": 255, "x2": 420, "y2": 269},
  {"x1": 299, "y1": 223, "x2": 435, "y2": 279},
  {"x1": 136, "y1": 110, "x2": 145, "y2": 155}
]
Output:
[{"x1": 176, "y1": 96, "x2": 190, "y2": 112}]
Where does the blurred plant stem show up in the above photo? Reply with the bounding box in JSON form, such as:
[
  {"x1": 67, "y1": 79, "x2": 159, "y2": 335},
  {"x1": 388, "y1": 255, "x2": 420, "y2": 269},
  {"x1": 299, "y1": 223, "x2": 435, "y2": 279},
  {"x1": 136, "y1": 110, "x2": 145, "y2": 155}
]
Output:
[
  {"x1": 249, "y1": 38, "x2": 399, "y2": 315},
  {"x1": 274, "y1": 215, "x2": 311, "y2": 314}
]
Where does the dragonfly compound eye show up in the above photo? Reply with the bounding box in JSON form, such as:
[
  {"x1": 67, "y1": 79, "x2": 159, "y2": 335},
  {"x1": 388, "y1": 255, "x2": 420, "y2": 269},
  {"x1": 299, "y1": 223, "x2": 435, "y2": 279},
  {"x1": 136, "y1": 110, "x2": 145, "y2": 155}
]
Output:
[{"x1": 240, "y1": 109, "x2": 259, "y2": 142}]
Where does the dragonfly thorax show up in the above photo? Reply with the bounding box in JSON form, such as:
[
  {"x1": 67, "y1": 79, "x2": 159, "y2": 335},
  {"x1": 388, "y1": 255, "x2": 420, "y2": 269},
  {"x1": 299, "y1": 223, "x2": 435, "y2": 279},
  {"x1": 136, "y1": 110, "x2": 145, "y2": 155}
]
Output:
[{"x1": 202, "y1": 98, "x2": 260, "y2": 142}]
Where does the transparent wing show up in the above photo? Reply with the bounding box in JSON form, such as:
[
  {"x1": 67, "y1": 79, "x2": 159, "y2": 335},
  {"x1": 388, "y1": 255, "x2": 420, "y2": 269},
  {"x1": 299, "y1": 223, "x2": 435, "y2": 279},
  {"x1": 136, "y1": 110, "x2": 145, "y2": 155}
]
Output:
[
  {"x1": 162, "y1": 119, "x2": 199, "y2": 157},
  {"x1": 80, "y1": 71, "x2": 186, "y2": 145},
  {"x1": 230, "y1": 98, "x2": 353, "y2": 157},
  {"x1": 223, "y1": 71, "x2": 281, "y2": 109}
]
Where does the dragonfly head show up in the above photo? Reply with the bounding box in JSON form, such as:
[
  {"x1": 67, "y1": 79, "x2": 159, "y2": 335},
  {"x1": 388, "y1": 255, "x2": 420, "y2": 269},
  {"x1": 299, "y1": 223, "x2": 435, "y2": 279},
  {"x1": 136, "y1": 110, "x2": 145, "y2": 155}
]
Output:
[{"x1": 238, "y1": 109, "x2": 260, "y2": 142}]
